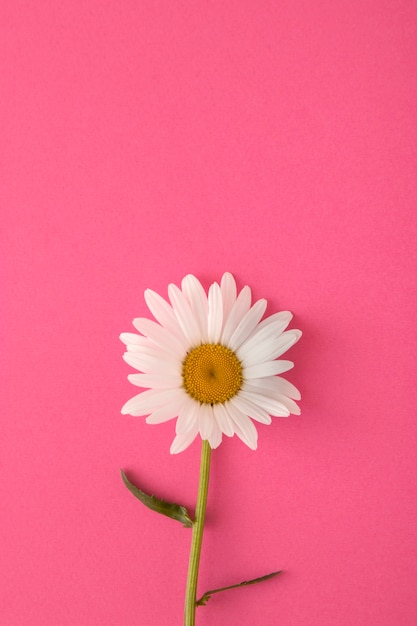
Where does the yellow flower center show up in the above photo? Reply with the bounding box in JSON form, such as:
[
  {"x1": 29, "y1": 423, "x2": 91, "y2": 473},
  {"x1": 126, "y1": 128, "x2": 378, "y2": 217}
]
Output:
[{"x1": 182, "y1": 343, "x2": 243, "y2": 404}]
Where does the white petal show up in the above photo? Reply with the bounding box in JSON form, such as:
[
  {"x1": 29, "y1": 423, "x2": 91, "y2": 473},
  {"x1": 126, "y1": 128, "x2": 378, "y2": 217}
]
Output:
[
  {"x1": 127, "y1": 373, "x2": 182, "y2": 389},
  {"x1": 238, "y1": 329, "x2": 301, "y2": 366},
  {"x1": 181, "y1": 275, "x2": 208, "y2": 342},
  {"x1": 120, "y1": 335, "x2": 155, "y2": 352},
  {"x1": 198, "y1": 403, "x2": 214, "y2": 440},
  {"x1": 249, "y1": 310, "x2": 293, "y2": 336},
  {"x1": 168, "y1": 283, "x2": 201, "y2": 346},
  {"x1": 123, "y1": 351, "x2": 180, "y2": 375},
  {"x1": 271, "y1": 330, "x2": 302, "y2": 358},
  {"x1": 208, "y1": 418, "x2": 222, "y2": 449},
  {"x1": 170, "y1": 420, "x2": 199, "y2": 454},
  {"x1": 229, "y1": 394, "x2": 272, "y2": 424},
  {"x1": 221, "y1": 285, "x2": 252, "y2": 345},
  {"x1": 244, "y1": 376, "x2": 301, "y2": 400},
  {"x1": 239, "y1": 390, "x2": 290, "y2": 417},
  {"x1": 212, "y1": 403, "x2": 235, "y2": 437},
  {"x1": 274, "y1": 395, "x2": 301, "y2": 415},
  {"x1": 132, "y1": 317, "x2": 185, "y2": 358},
  {"x1": 124, "y1": 342, "x2": 173, "y2": 360},
  {"x1": 237, "y1": 333, "x2": 279, "y2": 365},
  {"x1": 125, "y1": 339, "x2": 153, "y2": 352},
  {"x1": 228, "y1": 299, "x2": 267, "y2": 351},
  {"x1": 121, "y1": 388, "x2": 181, "y2": 416},
  {"x1": 242, "y1": 380, "x2": 301, "y2": 415},
  {"x1": 144, "y1": 289, "x2": 184, "y2": 339},
  {"x1": 243, "y1": 360, "x2": 294, "y2": 378},
  {"x1": 225, "y1": 402, "x2": 258, "y2": 450},
  {"x1": 207, "y1": 282, "x2": 223, "y2": 343},
  {"x1": 175, "y1": 398, "x2": 199, "y2": 434},
  {"x1": 120, "y1": 332, "x2": 144, "y2": 345},
  {"x1": 236, "y1": 317, "x2": 290, "y2": 361},
  {"x1": 220, "y1": 272, "x2": 237, "y2": 326},
  {"x1": 146, "y1": 391, "x2": 186, "y2": 424}
]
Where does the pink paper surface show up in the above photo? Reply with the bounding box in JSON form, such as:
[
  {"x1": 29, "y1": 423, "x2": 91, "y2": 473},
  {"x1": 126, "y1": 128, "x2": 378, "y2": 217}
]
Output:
[{"x1": 1, "y1": 2, "x2": 416, "y2": 624}]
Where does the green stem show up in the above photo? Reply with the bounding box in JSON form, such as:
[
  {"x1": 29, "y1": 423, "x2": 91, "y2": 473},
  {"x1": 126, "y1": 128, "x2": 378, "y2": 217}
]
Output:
[{"x1": 184, "y1": 440, "x2": 212, "y2": 626}]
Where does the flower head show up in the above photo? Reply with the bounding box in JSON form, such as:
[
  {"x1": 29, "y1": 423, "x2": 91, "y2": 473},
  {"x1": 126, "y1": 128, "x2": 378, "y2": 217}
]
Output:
[{"x1": 121, "y1": 273, "x2": 301, "y2": 454}]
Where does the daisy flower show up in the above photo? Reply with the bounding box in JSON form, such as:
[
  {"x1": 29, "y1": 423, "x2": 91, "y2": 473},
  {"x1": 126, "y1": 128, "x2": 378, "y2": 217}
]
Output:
[{"x1": 121, "y1": 273, "x2": 301, "y2": 454}]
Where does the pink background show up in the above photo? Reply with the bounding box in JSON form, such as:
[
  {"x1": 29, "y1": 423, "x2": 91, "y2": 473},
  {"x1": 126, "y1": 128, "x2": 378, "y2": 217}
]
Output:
[{"x1": 1, "y1": 1, "x2": 416, "y2": 625}]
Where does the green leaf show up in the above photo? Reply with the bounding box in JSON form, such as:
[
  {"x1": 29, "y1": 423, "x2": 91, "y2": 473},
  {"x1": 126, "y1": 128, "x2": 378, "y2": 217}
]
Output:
[
  {"x1": 196, "y1": 570, "x2": 282, "y2": 606},
  {"x1": 120, "y1": 469, "x2": 194, "y2": 528}
]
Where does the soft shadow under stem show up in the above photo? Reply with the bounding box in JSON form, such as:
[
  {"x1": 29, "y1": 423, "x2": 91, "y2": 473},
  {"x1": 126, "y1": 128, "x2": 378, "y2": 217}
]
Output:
[{"x1": 184, "y1": 440, "x2": 212, "y2": 626}]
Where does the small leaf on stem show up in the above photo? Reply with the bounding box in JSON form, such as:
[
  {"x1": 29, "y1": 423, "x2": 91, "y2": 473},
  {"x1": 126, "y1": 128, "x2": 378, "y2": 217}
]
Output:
[
  {"x1": 120, "y1": 469, "x2": 193, "y2": 528},
  {"x1": 196, "y1": 570, "x2": 282, "y2": 606}
]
